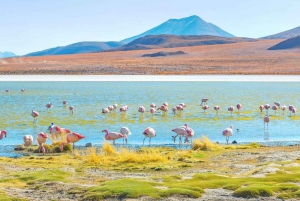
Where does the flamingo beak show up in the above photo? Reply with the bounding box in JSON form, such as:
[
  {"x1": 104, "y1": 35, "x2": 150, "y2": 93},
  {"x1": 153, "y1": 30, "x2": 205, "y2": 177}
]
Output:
[{"x1": 102, "y1": 130, "x2": 105, "y2": 132}]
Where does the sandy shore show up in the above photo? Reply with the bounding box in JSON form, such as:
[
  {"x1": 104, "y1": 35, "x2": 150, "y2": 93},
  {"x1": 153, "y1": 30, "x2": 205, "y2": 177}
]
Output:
[{"x1": 1, "y1": 144, "x2": 300, "y2": 200}]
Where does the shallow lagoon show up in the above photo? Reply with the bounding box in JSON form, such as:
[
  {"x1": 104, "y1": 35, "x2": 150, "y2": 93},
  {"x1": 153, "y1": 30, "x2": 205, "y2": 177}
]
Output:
[{"x1": 1, "y1": 79, "x2": 300, "y2": 148}]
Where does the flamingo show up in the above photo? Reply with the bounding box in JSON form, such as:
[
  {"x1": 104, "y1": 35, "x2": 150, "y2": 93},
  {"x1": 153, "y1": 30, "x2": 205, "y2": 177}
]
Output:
[
  {"x1": 108, "y1": 106, "x2": 114, "y2": 112},
  {"x1": 214, "y1": 106, "x2": 220, "y2": 115},
  {"x1": 46, "y1": 103, "x2": 52, "y2": 110},
  {"x1": 202, "y1": 105, "x2": 209, "y2": 113},
  {"x1": 150, "y1": 103, "x2": 156, "y2": 108},
  {"x1": 274, "y1": 101, "x2": 280, "y2": 107},
  {"x1": 21, "y1": 89, "x2": 25, "y2": 93},
  {"x1": 120, "y1": 127, "x2": 131, "y2": 144},
  {"x1": 259, "y1": 105, "x2": 264, "y2": 112},
  {"x1": 142, "y1": 127, "x2": 156, "y2": 146},
  {"x1": 200, "y1": 98, "x2": 209, "y2": 106},
  {"x1": 102, "y1": 108, "x2": 109, "y2": 114},
  {"x1": 292, "y1": 108, "x2": 297, "y2": 116},
  {"x1": 138, "y1": 106, "x2": 145, "y2": 116},
  {"x1": 150, "y1": 108, "x2": 156, "y2": 115},
  {"x1": 157, "y1": 105, "x2": 168, "y2": 113},
  {"x1": 237, "y1": 103, "x2": 243, "y2": 112},
  {"x1": 228, "y1": 106, "x2": 234, "y2": 116},
  {"x1": 37, "y1": 132, "x2": 48, "y2": 155},
  {"x1": 222, "y1": 125, "x2": 233, "y2": 144},
  {"x1": 272, "y1": 105, "x2": 278, "y2": 114},
  {"x1": 60, "y1": 132, "x2": 86, "y2": 151},
  {"x1": 171, "y1": 126, "x2": 186, "y2": 144},
  {"x1": 113, "y1": 103, "x2": 118, "y2": 111},
  {"x1": 102, "y1": 129, "x2": 126, "y2": 145},
  {"x1": 0, "y1": 130, "x2": 7, "y2": 140},
  {"x1": 183, "y1": 124, "x2": 194, "y2": 144},
  {"x1": 31, "y1": 110, "x2": 39, "y2": 124},
  {"x1": 172, "y1": 107, "x2": 177, "y2": 115},
  {"x1": 176, "y1": 105, "x2": 184, "y2": 111},
  {"x1": 281, "y1": 105, "x2": 286, "y2": 114},
  {"x1": 264, "y1": 115, "x2": 270, "y2": 129},
  {"x1": 163, "y1": 102, "x2": 168, "y2": 107},
  {"x1": 264, "y1": 104, "x2": 270, "y2": 114},
  {"x1": 179, "y1": 103, "x2": 186, "y2": 108},
  {"x1": 69, "y1": 106, "x2": 74, "y2": 114},
  {"x1": 63, "y1": 100, "x2": 68, "y2": 106},
  {"x1": 289, "y1": 105, "x2": 294, "y2": 116},
  {"x1": 48, "y1": 123, "x2": 71, "y2": 142},
  {"x1": 23, "y1": 135, "x2": 33, "y2": 146}
]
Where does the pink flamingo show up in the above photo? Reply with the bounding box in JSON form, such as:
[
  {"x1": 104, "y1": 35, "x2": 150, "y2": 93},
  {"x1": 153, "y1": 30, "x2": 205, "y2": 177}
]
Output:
[
  {"x1": 259, "y1": 105, "x2": 264, "y2": 112},
  {"x1": 46, "y1": 103, "x2": 52, "y2": 110},
  {"x1": 150, "y1": 103, "x2": 156, "y2": 108},
  {"x1": 171, "y1": 125, "x2": 186, "y2": 144},
  {"x1": 0, "y1": 130, "x2": 7, "y2": 140},
  {"x1": 31, "y1": 110, "x2": 39, "y2": 124},
  {"x1": 200, "y1": 98, "x2": 209, "y2": 106},
  {"x1": 214, "y1": 106, "x2": 220, "y2": 115},
  {"x1": 237, "y1": 103, "x2": 243, "y2": 112},
  {"x1": 63, "y1": 100, "x2": 68, "y2": 106},
  {"x1": 172, "y1": 107, "x2": 177, "y2": 115},
  {"x1": 222, "y1": 125, "x2": 233, "y2": 144},
  {"x1": 289, "y1": 105, "x2": 294, "y2": 116},
  {"x1": 138, "y1": 106, "x2": 145, "y2": 116},
  {"x1": 292, "y1": 108, "x2": 297, "y2": 116},
  {"x1": 176, "y1": 105, "x2": 184, "y2": 111},
  {"x1": 272, "y1": 105, "x2": 278, "y2": 114},
  {"x1": 37, "y1": 132, "x2": 48, "y2": 154},
  {"x1": 102, "y1": 129, "x2": 126, "y2": 145},
  {"x1": 157, "y1": 105, "x2": 168, "y2": 113},
  {"x1": 163, "y1": 102, "x2": 168, "y2": 107},
  {"x1": 102, "y1": 108, "x2": 109, "y2": 114},
  {"x1": 60, "y1": 132, "x2": 86, "y2": 151},
  {"x1": 281, "y1": 105, "x2": 286, "y2": 114},
  {"x1": 179, "y1": 103, "x2": 186, "y2": 108},
  {"x1": 23, "y1": 135, "x2": 33, "y2": 146},
  {"x1": 183, "y1": 124, "x2": 194, "y2": 144},
  {"x1": 150, "y1": 108, "x2": 156, "y2": 115},
  {"x1": 142, "y1": 127, "x2": 156, "y2": 146},
  {"x1": 228, "y1": 106, "x2": 234, "y2": 116},
  {"x1": 69, "y1": 106, "x2": 74, "y2": 114},
  {"x1": 264, "y1": 104, "x2": 270, "y2": 114},
  {"x1": 202, "y1": 105, "x2": 209, "y2": 113},
  {"x1": 48, "y1": 123, "x2": 71, "y2": 141},
  {"x1": 108, "y1": 106, "x2": 114, "y2": 112},
  {"x1": 264, "y1": 115, "x2": 270, "y2": 129},
  {"x1": 120, "y1": 127, "x2": 131, "y2": 144}
]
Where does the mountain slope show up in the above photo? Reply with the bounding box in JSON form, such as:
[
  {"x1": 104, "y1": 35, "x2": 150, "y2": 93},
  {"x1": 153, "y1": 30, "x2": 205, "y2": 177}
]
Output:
[
  {"x1": 25, "y1": 41, "x2": 124, "y2": 57},
  {"x1": 262, "y1": 26, "x2": 300, "y2": 39},
  {"x1": 268, "y1": 35, "x2": 300, "y2": 50},
  {"x1": 0, "y1": 51, "x2": 16, "y2": 58},
  {"x1": 121, "y1": 15, "x2": 235, "y2": 44},
  {"x1": 115, "y1": 34, "x2": 256, "y2": 51}
]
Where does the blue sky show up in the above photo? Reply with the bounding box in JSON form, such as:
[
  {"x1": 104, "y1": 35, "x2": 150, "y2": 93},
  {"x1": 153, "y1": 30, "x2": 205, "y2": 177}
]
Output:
[{"x1": 1, "y1": 0, "x2": 299, "y2": 55}]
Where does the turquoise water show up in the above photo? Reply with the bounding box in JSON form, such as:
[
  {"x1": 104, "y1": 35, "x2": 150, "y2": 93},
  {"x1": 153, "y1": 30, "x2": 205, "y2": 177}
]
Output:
[{"x1": 1, "y1": 81, "x2": 300, "y2": 147}]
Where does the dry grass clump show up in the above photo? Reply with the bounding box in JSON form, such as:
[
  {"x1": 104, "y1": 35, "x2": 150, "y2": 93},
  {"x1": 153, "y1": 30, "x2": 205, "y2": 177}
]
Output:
[{"x1": 192, "y1": 136, "x2": 222, "y2": 151}]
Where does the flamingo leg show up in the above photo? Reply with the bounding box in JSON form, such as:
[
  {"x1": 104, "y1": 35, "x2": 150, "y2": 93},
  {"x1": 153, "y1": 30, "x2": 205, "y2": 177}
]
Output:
[
  {"x1": 149, "y1": 138, "x2": 151, "y2": 146},
  {"x1": 172, "y1": 135, "x2": 178, "y2": 143},
  {"x1": 113, "y1": 140, "x2": 115, "y2": 145},
  {"x1": 143, "y1": 137, "x2": 146, "y2": 145}
]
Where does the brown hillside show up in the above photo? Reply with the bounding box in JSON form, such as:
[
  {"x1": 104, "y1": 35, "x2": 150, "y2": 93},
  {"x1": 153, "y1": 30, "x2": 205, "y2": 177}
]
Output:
[{"x1": 1, "y1": 39, "x2": 300, "y2": 75}]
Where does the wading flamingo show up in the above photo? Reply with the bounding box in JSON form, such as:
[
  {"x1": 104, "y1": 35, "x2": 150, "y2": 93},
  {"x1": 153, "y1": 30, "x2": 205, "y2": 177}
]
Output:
[
  {"x1": 264, "y1": 104, "x2": 270, "y2": 114},
  {"x1": 0, "y1": 130, "x2": 7, "y2": 140},
  {"x1": 46, "y1": 103, "x2": 52, "y2": 110},
  {"x1": 264, "y1": 115, "x2": 270, "y2": 129},
  {"x1": 69, "y1": 106, "x2": 74, "y2": 114},
  {"x1": 108, "y1": 106, "x2": 114, "y2": 112},
  {"x1": 176, "y1": 105, "x2": 184, "y2": 112},
  {"x1": 31, "y1": 110, "x2": 39, "y2": 124},
  {"x1": 202, "y1": 105, "x2": 209, "y2": 113},
  {"x1": 183, "y1": 124, "x2": 194, "y2": 144},
  {"x1": 214, "y1": 106, "x2": 220, "y2": 115},
  {"x1": 222, "y1": 125, "x2": 233, "y2": 144},
  {"x1": 102, "y1": 108, "x2": 109, "y2": 114},
  {"x1": 23, "y1": 135, "x2": 33, "y2": 146},
  {"x1": 179, "y1": 103, "x2": 186, "y2": 108},
  {"x1": 150, "y1": 108, "x2": 156, "y2": 115},
  {"x1": 172, "y1": 107, "x2": 177, "y2": 115},
  {"x1": 292, "y1": 108, "x2": 297, "y2": 116},
  {"x1": 200, "y1": 98, "x2": 209, "y2": 106},
  {"x1": 63, "y1": 100, "x2": 68, "y2": 106},
  {"x1": 102, "y1": 129, "x2": 126, "y2": 145},
  {"x1": 157, "y1": 105, "x2": 168, "y2": 113},
  {"x1": 259, "y1": 105, "x2": 264, "y2": 112},
  {"x1": 272, "y1": 105, "x2": 278, "y2": 114},
  {"x1": 228, "y1": 106, "x2": 234, "y2": 116},
  {"x1": 60, "y1": 132, "x2": 86, "y2": 151},
  {"x1": 37, "y1": 132, "x2": 48, "y2": 155},
  {"x1": 120, "y1": 127, "x2": 131, "y2": 144},
  {"x1": 142, "y1": 127, "x2": 156, "y2": 146},
  {"x1": 171, "y1": 125, "x2": 186, "y2": 144},
  {"x1": 281, "y1": 105, "x2": 286, "y2": 114},
  {"x1": 237, "y1": 103, "x2": 243, "y2": 112},
  {"x1": 48, "y1": 123, "x2": 71, "y2": 142},
  {"x1": 113, "y1": 103, "x2": 118, "y2": 111},
  {"x1": 150, "y1": 103, "x2": 156, "y2": 108},
  {"x1": 163, "y1": 102, "x2": 168, "y2": 107},
  {"x1": 274, "y1": 102, "x2": 280, "y2": 107},
  {"x1": 289, "y1": 105, "x2": 294, "y2": 116},
  {"x1": 138, "y1": 106, "x2": 145, "y2": 116}
]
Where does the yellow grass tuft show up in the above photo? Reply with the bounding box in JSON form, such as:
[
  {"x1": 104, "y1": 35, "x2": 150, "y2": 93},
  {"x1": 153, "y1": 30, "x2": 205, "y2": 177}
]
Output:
[
  {"x1": 102, "y1": 142, "x2": 117, "y2": 155},
  {"x1": 192, "y1": 136, "x2": 222, "y2": 151}
]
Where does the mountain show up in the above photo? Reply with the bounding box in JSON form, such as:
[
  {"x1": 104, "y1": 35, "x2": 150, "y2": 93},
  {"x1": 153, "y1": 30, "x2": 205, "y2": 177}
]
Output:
[
  {"x1": 0, "y1": 51, "x2": 16, "y2": 58},
  {"x1": 121, "y1": 15, "x2": 235, "y2": 44},
  {"x1": 114, "y1": 34, "x2": 256, "y2": 51},
  {"x1": 25, "y1": 41, "x2": 124, "y2": 57},
  {"x1": 262, "y1": 26, "x2": 300, "y2": 39},
  {"x1": 268, "y1": 35, "x2": 300, "y2": 50}
]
